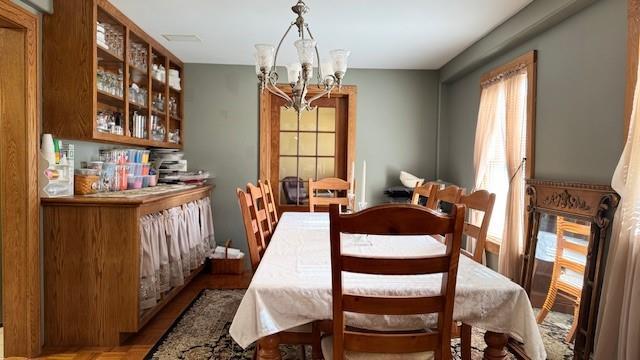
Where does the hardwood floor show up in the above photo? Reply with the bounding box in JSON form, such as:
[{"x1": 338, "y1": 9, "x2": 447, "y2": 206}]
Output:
[{"x1": 38, "y1": 271, "x2": 253, "y2": 360}]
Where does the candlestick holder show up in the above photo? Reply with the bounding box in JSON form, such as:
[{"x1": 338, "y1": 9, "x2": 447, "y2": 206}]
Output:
[{"x1": 358, "y1": 201, "x2": 368, "y2": 211}]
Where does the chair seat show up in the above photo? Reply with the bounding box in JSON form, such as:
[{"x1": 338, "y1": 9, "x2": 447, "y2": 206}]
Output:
[{"x1": 321, "y1": 336, "x2": 435, "y2": 360}]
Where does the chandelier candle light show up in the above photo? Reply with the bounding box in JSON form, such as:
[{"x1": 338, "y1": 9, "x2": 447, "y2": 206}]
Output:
[{"x1": 254, "y1": 0, "x2": 350, "y2": 119}]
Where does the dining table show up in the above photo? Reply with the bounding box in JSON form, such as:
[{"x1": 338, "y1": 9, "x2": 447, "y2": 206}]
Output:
[{"x1": 230, "y1": 212, "x2": 546, "y2": 360}]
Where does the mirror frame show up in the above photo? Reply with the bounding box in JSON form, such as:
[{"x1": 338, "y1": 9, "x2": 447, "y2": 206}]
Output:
[{"x1": 510, "y1": 179, "x2": 619, "y2": 360}]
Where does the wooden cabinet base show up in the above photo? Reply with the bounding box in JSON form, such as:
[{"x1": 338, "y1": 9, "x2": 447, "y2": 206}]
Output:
[{"x1": 42, "y1": 185, "x2": 212, "y2": 347}]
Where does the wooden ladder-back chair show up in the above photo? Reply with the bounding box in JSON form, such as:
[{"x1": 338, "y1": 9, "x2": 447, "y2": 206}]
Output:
[
  {"x1": 458, "y1": 190, "x2": 496, "y2": 263},
  {"x1": 426, "y1": 185, "x2": 464, "y2": 212},
  {"x1": 239, "y1": 187, "x2": 323, "y2": 358},
  {"x1": 308, "y1": 177, "x2": 350, "y2": 212},
  {"x1": 235, "y1": 188, "x2": 265, "y2": 271},
  {"x1": 324, "y1": 203, "x2": 466, "y2": 360},
  {"x1": 259, "y1": 179, "x2": 279, "y2": 230},
  {"x1": 247, "y1": 182, "x2": 274, "y2": 246},
  {"x1": 536, "y1": 216, "x2": 590, "y2": 342},
  {"x1": 411, "y1": 181, "x2": 441, "y2": 206}
]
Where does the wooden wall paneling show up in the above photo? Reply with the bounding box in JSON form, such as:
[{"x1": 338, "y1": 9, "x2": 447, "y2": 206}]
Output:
[{"x1": 0, "y1": 0, "x2": 41, "y2": 356}]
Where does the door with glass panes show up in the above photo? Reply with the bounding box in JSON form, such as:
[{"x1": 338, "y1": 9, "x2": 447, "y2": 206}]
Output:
[{"x1": 270, "y1": 96, "x2": 348, "y2": 212}]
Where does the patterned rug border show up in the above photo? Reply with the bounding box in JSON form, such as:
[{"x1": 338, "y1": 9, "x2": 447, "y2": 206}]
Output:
[{"x1": 143, "y1": 288, "x2": 243, "y2": 360}]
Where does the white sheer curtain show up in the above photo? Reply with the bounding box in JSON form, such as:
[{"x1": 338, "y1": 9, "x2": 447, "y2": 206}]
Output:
[
  {"x1": 594, "y1": 43, "x2": 640, "y2": 360},
  {"x1": 473, "y1": 71, "x2": 528, "y2": 279},
  {"x1": 498, "y1": 72, "x2": 528, "y2": 279}
]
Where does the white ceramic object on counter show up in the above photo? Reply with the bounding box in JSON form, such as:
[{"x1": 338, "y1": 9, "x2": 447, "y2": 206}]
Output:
[{"x1": 399, "y1": 171, "x2": 424, "y2": 188}]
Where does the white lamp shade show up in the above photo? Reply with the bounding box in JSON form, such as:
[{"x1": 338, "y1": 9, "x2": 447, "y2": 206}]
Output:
[
  {"x1": 254, "y1": 44, "x2": 275, "y2": 69},
  {"x1": 294, "y1": 39, "x2": 317, "y2": 65},
  {"x1": 330, "y1": 49, "x2": 350, "y2": 73},
  {"x1": 254, "y1": 53, "x2": 262, "y2": 75},
  {"x1": 321, "y1": 60, "x2": 334, "y2": 78},
  {"x1": 286, "y1": 63, "x2": 302, "y2": 83}
]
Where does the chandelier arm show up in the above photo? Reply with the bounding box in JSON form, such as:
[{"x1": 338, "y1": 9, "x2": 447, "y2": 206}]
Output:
[
  {"x1": 305, "y1": 24, "x2": 323, "y2": 84},
  {"x1": 306, "y1": 81, "x2": 336, "y2": 104},
  {"x1": 266, "y1": 82, "x2": 293, "y2": 104},
  {"x1": 272, "y1": 22, "x2": 296, "y2": 74}
]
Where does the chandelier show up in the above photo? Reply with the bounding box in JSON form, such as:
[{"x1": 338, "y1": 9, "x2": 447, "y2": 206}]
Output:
[{"x1": 254, "y1": 0, "x2": 350, "y2": 117}]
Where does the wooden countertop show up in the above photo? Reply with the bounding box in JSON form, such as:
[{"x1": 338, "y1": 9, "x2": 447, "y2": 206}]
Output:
[{"x1": 41, "y1": 184, "x2": 214, "y2": 207}]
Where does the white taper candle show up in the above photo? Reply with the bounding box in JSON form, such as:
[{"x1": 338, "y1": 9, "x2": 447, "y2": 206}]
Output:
[
  {"x1": 350, "y1": 161, "x2": 355, "y2": 192},
  {"x1": 361, "y1": 160, "x2": 366, "y2": 203}
]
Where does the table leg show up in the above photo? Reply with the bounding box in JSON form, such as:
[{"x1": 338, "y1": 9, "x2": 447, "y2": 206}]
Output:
[
  {"x1": 257, "y1": 334, "x2": 281, "y2": 360},
  {"x1": 483, "y1": 331, "x2": 509, "y2": 360}
]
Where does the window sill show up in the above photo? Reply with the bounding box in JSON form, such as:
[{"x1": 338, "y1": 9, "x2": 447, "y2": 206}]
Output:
[{"x1": 486, "y1": 237, "x2": 501, "y2": 255}]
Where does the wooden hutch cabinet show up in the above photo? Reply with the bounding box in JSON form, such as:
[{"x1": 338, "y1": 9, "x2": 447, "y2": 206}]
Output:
[{"x1": 43, "y1": 0, "x2": 184, "y2": 148}]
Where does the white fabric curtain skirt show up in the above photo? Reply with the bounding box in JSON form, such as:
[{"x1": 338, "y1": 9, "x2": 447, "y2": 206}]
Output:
[{"x1": 139, "y1": 197, "x2": 215, "y2": 312}]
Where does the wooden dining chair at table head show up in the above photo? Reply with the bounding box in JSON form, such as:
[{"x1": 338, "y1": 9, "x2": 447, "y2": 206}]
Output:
[
  {"x1": 236, "y1": 188, "x2": 265, "y2": 271},
  {"x1": 308, "y1": 177, "x2": 350, "y2": 212},
  {"x1": 458, "y1": 190, "x2": 496, "y2": 263},
  {"x1": 246, "y1": 182, "x2": 273, "y2": 246},
  {"x1": 536, "y1": 216, "x2": 590, "y2": 342},
  {"x1": 259, "y1": 179, "x2": 279, "y2": 230},
  {"x1": 326, "y1": 203, "x2": 466, "y2": 360},
  {"x1": 426, "y1": 185, "x2": 464, "y2": 212},
  {"x1": 411, "y1": 181, "x2": 442, "y2": 206}
]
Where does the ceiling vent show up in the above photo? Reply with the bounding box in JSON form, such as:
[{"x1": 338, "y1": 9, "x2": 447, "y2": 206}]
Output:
[{"x1": 162, "y1": 34, "x2": 201, "y2": 42}]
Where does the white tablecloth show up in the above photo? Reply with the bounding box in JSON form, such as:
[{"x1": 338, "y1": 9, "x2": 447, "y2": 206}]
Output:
[{"x1": 230, "y1": 212, "x2": 546, "y2": 360}]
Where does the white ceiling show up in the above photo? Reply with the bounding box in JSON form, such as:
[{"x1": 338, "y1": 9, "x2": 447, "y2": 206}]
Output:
[{"x1": 110, "y1": 0, "x2": 533, "y2": 70}]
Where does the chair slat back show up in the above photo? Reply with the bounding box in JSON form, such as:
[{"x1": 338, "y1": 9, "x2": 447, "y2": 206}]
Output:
[
  {"x1": 308, "y1": 177, "x2": 350, "y2": 212},
  {"x1": 329, "y1": 203, "x2": 466, "y2": 360},
  {"x1": 247, "y1": 182, "x2": 273, "y2": 245},
  {"x1": 459, "y1": 190, "x2": 496, "y2": 263},
  {"x1": 411, "y1": 182, "x2": 441, "y2": 206},
  {"x1": 236, "y1": 188, "x2": 264, "y2": 271},
  {"x1": 259, "y1": 179, "x2": 279, "y2": 230},
  {"x1": 426, "y1": 185, "x2": 464, "y2": 211},
  {"x1": 555, "y1": 217, "x2": 590, "y2": 289}
]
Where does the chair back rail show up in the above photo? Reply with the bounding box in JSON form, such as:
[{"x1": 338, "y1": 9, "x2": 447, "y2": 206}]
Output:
[
  {"x1": 236, "y1": 188, "x2": 265, "y2": 271},
  {"x1": 309, "y1": 177, "x2": 350, "y2": 212},
  {"x1": 411, "y1": 182, "x2": 441, "y2": 206},
  {"x1": 259, "y1": 179, "x2": 279, "y2": 230},
  {"x1": 329, "y1": 203, "x2": 466, "y2": 360},
  {"x1": 459, "y1": 190, "x2": 496, "y2": 263},
  {"x1": 247, "y1": 182, "x2": 273, "y2": 245},
  {"x1": 426, "y1": 185, "x2": 464, "y2": 211}
]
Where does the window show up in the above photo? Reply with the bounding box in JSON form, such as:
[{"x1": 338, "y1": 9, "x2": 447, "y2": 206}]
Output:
[
  {"x1": 279, "y1": 106, "x2": 338, "y2": 205},
  {"x1": 478, "y1": 74, "x2": 529, "y2": 242},
  {"x1": 474, "y1": 51, "x2": 536, "y2": 254},
  {"x1": 259, "y1": 85, "x2": 356, "y2": 212}
]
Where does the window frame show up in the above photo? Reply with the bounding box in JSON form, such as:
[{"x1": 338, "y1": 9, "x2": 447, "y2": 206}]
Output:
[
  {"x1": 259, "y1": 84, "x2": 357, "y2": 212},
  {"x1": 479, "y1": 50, "x2": 537, "y2": 254}
]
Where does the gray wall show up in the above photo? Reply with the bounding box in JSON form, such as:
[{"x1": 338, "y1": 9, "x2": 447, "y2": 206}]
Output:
[
  {"x1": 183, "y1": 64, "x2": 439, "y2": 257},
  {"x1": 438, "y1": 0, "x2": 626, "y2": 190}
]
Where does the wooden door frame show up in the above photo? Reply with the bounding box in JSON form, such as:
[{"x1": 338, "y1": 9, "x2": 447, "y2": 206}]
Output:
[
  {"x1": 0, "y1": 0, "x2": 41, "y2": 357},
  {"x1": 259, "y1": 84, "x2": 357, "y2": 207}
]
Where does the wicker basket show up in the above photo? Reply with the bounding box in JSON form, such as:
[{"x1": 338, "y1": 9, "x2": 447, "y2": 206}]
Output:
[
  {"x1": 210, "y1": 240, "x2": 245, "y2": 275},
  {"x1": 74, "y1": 175, "x2": 100, "y2": 195}
]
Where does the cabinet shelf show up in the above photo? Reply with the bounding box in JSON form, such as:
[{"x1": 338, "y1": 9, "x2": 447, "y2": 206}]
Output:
[
  {"x1": 97, "y1": 44, "x2": 123, "y2": 63},
  {"x1": 97, "y1": 90, "x2": 124, "y2": 107},
  {"x1": 44, "y1": 0, "x2": 185, "y2": 149}
]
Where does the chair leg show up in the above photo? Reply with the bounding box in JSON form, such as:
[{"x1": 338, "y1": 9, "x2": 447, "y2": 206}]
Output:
[
  {"x1": 460, "y1": 323, "x2": 472, "y2": 360},
  {"x1": 311, "y1": 321, "x2": 323, "y2": 359},
  {"x1": 536, "y1": 276, "x2": 559, "y2": 324},
  {"x1": 565, "y1": 300, "x2": 581, "y2": 343}
]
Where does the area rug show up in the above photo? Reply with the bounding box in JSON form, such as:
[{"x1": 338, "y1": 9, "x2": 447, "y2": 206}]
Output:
[{"x1": 145, "y1": 289, "x2": 574, "y2": 360}]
